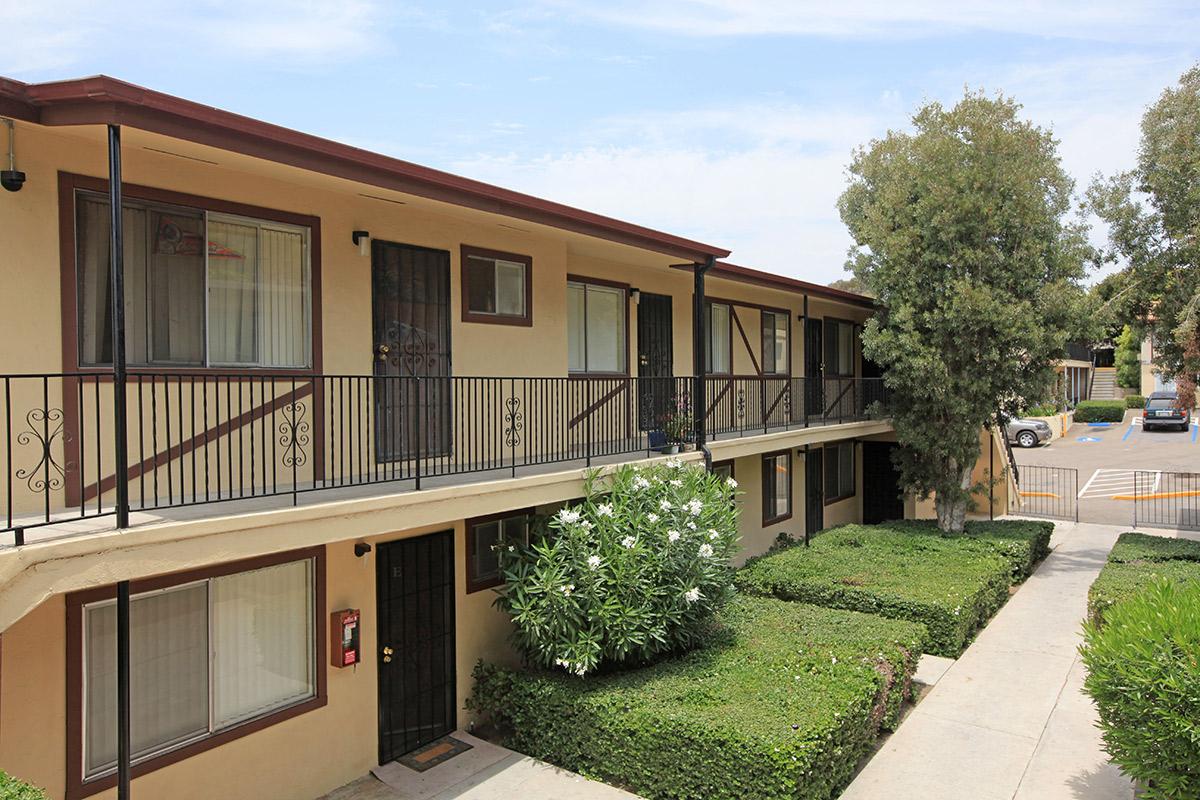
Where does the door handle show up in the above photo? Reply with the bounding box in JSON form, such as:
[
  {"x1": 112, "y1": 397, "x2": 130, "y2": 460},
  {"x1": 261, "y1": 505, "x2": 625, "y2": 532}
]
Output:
[
  {"x1": 382, "y1": 646, "x2": 393, "y2": 655},
  {"x1": 382, "y1": 645, "x2": 393, "y2": 663},
  {"x1": 377, "y1": 343, "x2": 391, "y2": 362}
]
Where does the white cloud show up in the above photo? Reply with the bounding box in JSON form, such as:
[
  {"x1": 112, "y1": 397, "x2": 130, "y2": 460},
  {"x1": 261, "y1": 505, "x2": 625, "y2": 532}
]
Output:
[
  {"x1": 553, "y1": 0, "x2": 1200, "y2": 43},
  {"x1": 0, "y1": 0, "x2": 394, "y2": 74}
]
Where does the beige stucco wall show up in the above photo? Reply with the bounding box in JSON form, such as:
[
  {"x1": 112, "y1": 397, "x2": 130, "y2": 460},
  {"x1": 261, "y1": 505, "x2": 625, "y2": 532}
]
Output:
[{"x1": 0, "y1": 520, "x2": 516, "y2": 800}]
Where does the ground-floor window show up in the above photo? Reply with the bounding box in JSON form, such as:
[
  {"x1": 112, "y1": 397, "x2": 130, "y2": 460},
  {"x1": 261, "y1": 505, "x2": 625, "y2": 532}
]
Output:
[
  {"x1": 467, "y1": 510, "x2": 532, "y2": 591},
  {"x1": 73, "y1": 551, "x2": 321, "y2": 788},
  {"x1": 824, "y1": 441, "x2": 856, "y2": 503},
  {"x1": 761, "y1": 450, "x2": 792, "y2": 524}
]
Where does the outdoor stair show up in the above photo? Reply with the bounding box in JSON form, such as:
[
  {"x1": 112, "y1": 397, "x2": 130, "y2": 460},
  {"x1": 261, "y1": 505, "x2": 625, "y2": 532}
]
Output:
[{"x1": 1090, "y1": 367, "x2": 1117, "y2": 400}]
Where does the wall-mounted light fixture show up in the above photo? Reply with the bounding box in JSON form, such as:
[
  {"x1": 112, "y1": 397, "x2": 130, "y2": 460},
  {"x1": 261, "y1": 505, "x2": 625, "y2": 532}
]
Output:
[
  {"x1": 1, "y1": 119, "x2": 26, "y2": 193},
  {"x1": 352, "y1": 230, "x2": 370, "y2": 257},
  {"x1": 630, "y1": 287, "x2": 641, "y2": 303},
  {"x1": 353, "y1": 542, "x2": 372, "y2": 558}
]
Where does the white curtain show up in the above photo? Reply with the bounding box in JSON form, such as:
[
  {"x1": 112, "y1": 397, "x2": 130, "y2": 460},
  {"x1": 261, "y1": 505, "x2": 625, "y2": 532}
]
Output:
[
  {"x1": 709, "y1": 304, "x2": 731, "y2": 374},
  {"x1": 211, "y1": 560, "x2": 314, "y2": 728},
  {"x1": 495, "y1": 260, "x2": 525, "y2": 316},
  {"x1": 147, "y1": 209, "x2": 204, "y2": 364},
  {"x1": 77, "y1": 198, "x2": 151, "y2": 365},
  {"x1": 585, "y1": 284, "x2": 624, "y2": 373},
  {"x1": 84, "y1": 584, "x2": 209, "y2": 776},
  {"x1": 208, "y1": 219, "x2": 259, "y2": 365},
  {"x1": 259, "y1": 227, "x2": 308, "y2": 368},
  {"x1": 567, "y1": 283, "x2": 586, "y2": 371}
]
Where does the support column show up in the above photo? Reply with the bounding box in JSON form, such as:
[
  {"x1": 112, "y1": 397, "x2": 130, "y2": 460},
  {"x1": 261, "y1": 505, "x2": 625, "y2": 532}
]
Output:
[
  {"x1": 108, "y1": 123, "x2": 132, "y2": 800},
  {"x1": 692, "y1": 256, "x2": 715, "y2": 468}
]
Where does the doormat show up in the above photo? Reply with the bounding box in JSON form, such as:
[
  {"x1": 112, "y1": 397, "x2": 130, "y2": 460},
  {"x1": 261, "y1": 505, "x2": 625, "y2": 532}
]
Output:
[{"x1": 397, "y1": 735, "x2": 474, "y2": 772}]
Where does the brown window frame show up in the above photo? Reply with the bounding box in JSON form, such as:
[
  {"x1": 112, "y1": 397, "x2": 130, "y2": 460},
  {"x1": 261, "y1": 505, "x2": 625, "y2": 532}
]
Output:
[
  {"x1": 58, "y1": 171, "x2": 324, "y2": 377},
  {"x1": 64, "y1": 546, "x2": 327, "y2": 800},
  {"x1": 761, "y1": 449, "x2": 793, "y2": 525},
  {"x1": 466, "y1": 508, "x2": 534, "y2": 592},
  {"x1": 459, "y1": 244, "x2": 533, "y2": 327},
  {"x1": 760, "y1": 309, "x2": 791, "y2": 376},
  {"x1": 704, "y1": 301, "x2": 734, "y2": 376},
  {"x1": 566, "y1": 274, "x2": 630, "y2": 377},
  {"x1": 712, "y1": 459, "x2": 735, "y2": 481},
  {"x1": 824, "y1": 441, "x2": 857, "y2": 505}
]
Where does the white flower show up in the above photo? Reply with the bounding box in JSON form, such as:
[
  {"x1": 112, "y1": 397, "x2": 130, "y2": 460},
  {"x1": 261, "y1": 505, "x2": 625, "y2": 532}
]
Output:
[
  {"x1": 580, "y1": 521, "x2": 593, "y2": 531},
  {"x1": 686, "y1": 521, "x2": 697, "y2": 531},
  {"x1": 684, "y1": 587, "x2": 702, "y2": 603},
  {"x1": 632, "y1": 476, "x2": 651, "y2": 490},
  {"x1": 708, "y1": 529, "x2": 720, "y2": 540},
  {"x1": 687, "y1": 499, "x2": 703, "y2": 516},
  {"x1": 726, "y1": 477, "x2": 738, "y2": 488},
  {"x1": 667, "y1": 530, "x2": 681, "y2": 542},
  {"x1": 597, "y1": 503, "x2": 614, "y2": 517},
  {"x1": 659, "y1": 499, "x2": 672, "y2": 512},
  {"x1": 665, "y1": 457, "x2": 682, "y2": 469},
  {"x1": 699, "y1": 543, "x2": 714, "y2": 558},
  {"x1": 587, "y1": 555, "x2": 602, "y2": 570},
  {"x1": 508, "y1": 545, "x2": 515, "y2": 551},
  {"x1": 647, "y1": 512, "x2": 660, "y2": 524},
  {"x1": 556, "y1": 508, "x2": 582, "y2": 525},
  {"x1": 560, "y1": 584, "x2": 575, "y2": 596},
  {"x1": 670, "y1": 479, "x2": 683, "y2": 487},
  {"x1": 622, "y1": 535, "x2": 637, "y2": 549}
]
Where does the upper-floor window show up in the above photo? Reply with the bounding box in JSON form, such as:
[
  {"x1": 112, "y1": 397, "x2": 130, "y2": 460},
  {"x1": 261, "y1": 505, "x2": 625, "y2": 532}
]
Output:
[
  {"x1": 461, "y1": 245, "x2": 531, "y2": 326},
  {"x1": 761, "y1": 310, "x2": 789, "y2": 375},
  {"x1": 823, "y1": 318, "x2": 856, "y2": 377},
  {"x1": 568, "y1": 278, "x2": 627, "y2": 374},
  {"x1": 706, "y1": 302, "x2": 732, "y2": 374},
  {"x1": 76, "y1": 191, "x2": 312, "y2": 369}
]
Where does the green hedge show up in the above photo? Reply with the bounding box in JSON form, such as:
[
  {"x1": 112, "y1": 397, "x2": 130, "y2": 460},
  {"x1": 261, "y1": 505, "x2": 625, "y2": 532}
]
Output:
[
  {"x1": 1124, "y1": 395, "x2": 1146, "y2": 409},
  {"x1": 0, "y1": 773, "x2": 48, "y2": 800},
  {"x1": 1088, "y1": 533, "x2": 1200, "y2": 624},
  {"x1": 736, "y1": 523, "x2": 1020, "y2": 657},
  {"x1": 1082, "y1": 580, "x2": 1200, "y2": 798},
  {"x1": 1073, "y1": 400, "x2": 1127, "y2": 423},
  {"x1": 469, "y1": 596, "x2": 925, "y2": 800}
]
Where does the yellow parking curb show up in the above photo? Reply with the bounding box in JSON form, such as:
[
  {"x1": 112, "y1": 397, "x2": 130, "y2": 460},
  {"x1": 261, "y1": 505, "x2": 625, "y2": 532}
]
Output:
[
  {"x1": 1110, "y1": 490, "x2": 1200, "y2": 501},
  {"x1": 1020, "y1": 491, "x2": 1059, "y2": 499}
]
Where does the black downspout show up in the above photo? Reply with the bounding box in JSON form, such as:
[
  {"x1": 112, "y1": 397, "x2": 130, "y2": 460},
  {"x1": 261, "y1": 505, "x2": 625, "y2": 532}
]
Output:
[
  {"x1": 108, "y1": 123, "x2": 132, "y2": 800},
  {"x1": 693, "y1": 256, "x2": 715, "y2": 470}
]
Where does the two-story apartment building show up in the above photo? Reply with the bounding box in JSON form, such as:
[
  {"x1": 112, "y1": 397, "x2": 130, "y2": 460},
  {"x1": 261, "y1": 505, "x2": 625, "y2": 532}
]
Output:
[{"x1": 0, "y1": 75, "x2": 900, "y2": 800}]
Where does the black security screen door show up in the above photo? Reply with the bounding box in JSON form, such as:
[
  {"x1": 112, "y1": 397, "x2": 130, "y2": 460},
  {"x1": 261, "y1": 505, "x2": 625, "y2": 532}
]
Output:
[
  {"x1": 805, "y1": 448, "x2": 824, "y2": 535},
  {"x1": 376, "y1": 531, "x2": 457, "y2": 764},
  {"x1": 804, "y1": 318, "x2": 823, "y2": 422},
  {"x1": 372, "y1": 241, "x2": 452, "y2": 462},
  {"x1": 637, "y1": 293, "x2": 673, "y2": 430},
  {"x1": 863, "y1": 442, "x2": 905, "y2": 524}
]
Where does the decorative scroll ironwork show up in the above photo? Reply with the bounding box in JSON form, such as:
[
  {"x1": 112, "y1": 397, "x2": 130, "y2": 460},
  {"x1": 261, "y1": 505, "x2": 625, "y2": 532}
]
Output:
[
  {"x1": 16, "y1": 407, "x2": 67, "y2": 493},
  {"x1": 736, "y1": 388, "x2": 746, "y2": 421},
  {"x1": 278, "y1": 401, "x2": 310, "y2": 468},
  {"x1": 504, "y1": 396, "x2": 523, "y2": 448}
]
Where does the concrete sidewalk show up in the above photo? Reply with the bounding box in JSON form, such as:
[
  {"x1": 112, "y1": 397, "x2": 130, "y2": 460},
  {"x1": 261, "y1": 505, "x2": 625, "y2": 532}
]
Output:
[{"x1": 841, "y1": 521, "x2": 1134, "y2": 800}]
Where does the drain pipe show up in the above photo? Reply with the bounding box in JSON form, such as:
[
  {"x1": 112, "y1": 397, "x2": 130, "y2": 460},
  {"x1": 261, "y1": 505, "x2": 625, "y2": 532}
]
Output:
[{"x1": 692, "y1": 256, "x2": 715, "y2": 470}]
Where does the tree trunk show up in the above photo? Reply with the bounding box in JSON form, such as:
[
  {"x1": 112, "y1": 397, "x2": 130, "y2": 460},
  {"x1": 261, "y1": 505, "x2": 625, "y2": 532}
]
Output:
[{"x1": 935, "y1": 462, "x2": 975, "y2": 534}]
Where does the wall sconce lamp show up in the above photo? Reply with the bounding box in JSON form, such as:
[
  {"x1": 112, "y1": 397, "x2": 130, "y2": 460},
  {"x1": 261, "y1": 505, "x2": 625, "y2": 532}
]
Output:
[
  {"x1": 353, "y1": 542, "x2": 372, "y2": 558},
  {"x1": 630, "y1": 287, "x2": 641, "y2": 303},
  {"x1": 352, "y1": 230, "x2": 370, "y2": 257}
]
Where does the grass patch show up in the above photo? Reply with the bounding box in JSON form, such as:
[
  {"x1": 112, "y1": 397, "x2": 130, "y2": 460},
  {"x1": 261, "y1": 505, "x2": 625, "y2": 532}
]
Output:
[
  {"x1": 736, "y1": 521, "x2": 1051, "y2": 657},
  {"x1": 1088, "y1": 532, "x2": 1200, "y2": 624},
  {"x1": 469, "y1": 596, "x2": 924, "y2": 800}
]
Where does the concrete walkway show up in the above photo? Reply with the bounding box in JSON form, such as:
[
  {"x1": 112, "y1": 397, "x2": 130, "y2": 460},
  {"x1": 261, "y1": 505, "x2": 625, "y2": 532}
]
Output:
[{"x1": 842, "y1": 521, "x2": 1135, "y2": 800}]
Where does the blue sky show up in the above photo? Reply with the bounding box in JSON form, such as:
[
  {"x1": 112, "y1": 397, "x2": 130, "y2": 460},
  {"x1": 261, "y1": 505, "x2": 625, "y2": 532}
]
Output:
[{"x1": 5, "y1": 1, "x2": 1198, "y2": 283}]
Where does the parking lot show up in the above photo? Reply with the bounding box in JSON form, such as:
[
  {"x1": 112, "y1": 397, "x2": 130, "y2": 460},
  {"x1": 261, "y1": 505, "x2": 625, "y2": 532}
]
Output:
[{"x1": 1014, "y1": 411, "x2": 1199, "y2": 527}]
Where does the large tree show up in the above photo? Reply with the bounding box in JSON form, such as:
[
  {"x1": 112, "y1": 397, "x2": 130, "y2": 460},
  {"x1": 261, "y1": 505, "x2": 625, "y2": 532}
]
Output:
[
  {"x1": 1088, "y1": 64, "x2": 1200, "y2": 409},
  {"x1": 838, "y1": 92, "x2": 1091, "y2": 532}
]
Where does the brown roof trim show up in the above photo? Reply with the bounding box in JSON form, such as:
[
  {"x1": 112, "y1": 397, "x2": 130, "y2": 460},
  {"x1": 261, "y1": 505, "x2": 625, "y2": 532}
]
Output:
[
  {"x1": 0, "y1": 75, "x2": 730, "y2": 263},
  {"x1": 673, "y1": 260, "x2": 877, "y2": 309}
]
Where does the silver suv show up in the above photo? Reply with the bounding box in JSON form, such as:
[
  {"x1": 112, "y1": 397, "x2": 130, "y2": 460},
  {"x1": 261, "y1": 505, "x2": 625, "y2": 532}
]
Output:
[{"x1": 1005, "y1": 417, "x2": 1053, "y2": 448}]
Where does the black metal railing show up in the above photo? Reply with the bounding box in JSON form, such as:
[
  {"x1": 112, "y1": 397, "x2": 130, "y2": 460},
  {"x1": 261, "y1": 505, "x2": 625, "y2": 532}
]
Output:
[
  {"x1": 1132, "y1": 470, "x2": 1200, "y2": 530},
  {"x1": 0, "y1": 373, "x2": 889, "y2": 540}
]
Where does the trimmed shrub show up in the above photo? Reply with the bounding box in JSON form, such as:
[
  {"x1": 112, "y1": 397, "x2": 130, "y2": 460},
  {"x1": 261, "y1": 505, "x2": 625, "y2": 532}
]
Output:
[
  {"x1": 1082, "y1": 580, "x2": 1200, "y2": 798},
  {"x1": 1024, "y1": 403, "x2": 1060, "y2": 417},
  {"x1": 1124, "y1": 394, "x2": 1146, "y2": 409},
  {"x1": 963, "y1": 519, "x2": 1054, "y2": 580},
  {"x1": 495, "y1": 459, "x2": 739, "y2": 676},
  {"x1": 1087, "y1": 533, "x2": 1200, "y2": 624},
  {"x1": 470, "y1": 596, "x2": 925, "y2": 800},
  {"x1": 1073, "y1": 399, "x2": 1126, "y2": 423},
  {"x1": 0, "y1": 773, "x2": 49, "y2": 800},
  {"x1": 736, "y1": 524, "x2": 1014, "y2": 656}
]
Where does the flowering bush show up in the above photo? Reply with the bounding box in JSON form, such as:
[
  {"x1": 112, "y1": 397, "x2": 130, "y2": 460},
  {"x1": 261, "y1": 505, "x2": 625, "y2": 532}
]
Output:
[{"x1": 495, "y1": 458, "x2": 739, "y2": 675}]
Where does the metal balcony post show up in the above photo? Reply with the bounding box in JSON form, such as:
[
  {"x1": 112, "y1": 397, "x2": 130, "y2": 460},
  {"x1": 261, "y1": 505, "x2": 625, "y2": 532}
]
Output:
[
  {"x1": 108, "y1": 123, "x2": 132, "y2": 800},
  {"x1": 692, "y1": 257, "x2": 714, "y2": 468}
]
